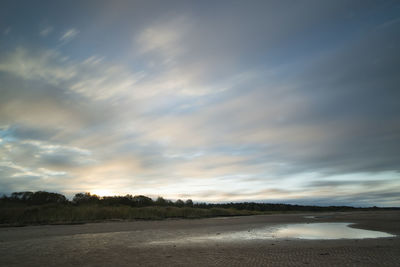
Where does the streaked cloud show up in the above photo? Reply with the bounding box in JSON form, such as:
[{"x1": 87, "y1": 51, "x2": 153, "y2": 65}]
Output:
[
  {"x1": 59, "y1": 28, "x2": 79, "y2": 42},
  {"x1": 0, "y1": 0, "x2": 399, "y2": 206},
  {"x1": 0, "y1": 47, "x2": 143, "y2": 101}
]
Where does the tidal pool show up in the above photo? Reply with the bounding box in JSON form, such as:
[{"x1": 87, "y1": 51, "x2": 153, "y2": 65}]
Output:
[
  {"x1": 204, "y1": 223, "x2": 394, "y2": 241},
  {"x1": 269, "y1": 223, "x2": 395, "y2": 240},
  {"x1": 151, "y1": 222, "x2": 395, "y2": 245}
]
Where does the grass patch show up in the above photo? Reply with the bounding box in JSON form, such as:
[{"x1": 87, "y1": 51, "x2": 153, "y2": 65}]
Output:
[{"x1": 0, "y1": 204, "x2": 259, "y2": 226}]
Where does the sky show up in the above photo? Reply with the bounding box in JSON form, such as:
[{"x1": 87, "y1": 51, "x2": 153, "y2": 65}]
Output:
[{"x1": 0, "y1": 0, "x2": 399, "y2": 207}]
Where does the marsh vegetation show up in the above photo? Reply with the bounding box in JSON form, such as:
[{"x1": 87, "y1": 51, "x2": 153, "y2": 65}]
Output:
[{"x1": 0, "y1": 191, "x2": 395, "y2": 226}]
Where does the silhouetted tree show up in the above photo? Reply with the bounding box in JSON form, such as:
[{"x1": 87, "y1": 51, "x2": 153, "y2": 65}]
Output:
[
  {"x1": 1, "y1": 191, "x2": 385, "y2": 213},
  {"x1": 31, "y1": 191, "x2": 67, "y2": 204},
  {"x1": 175, "y1": 199, "x2": 184, "y2": 207},
  {"x1": 11, "y1": 191, "x2": 33, "y2": 202},
  {"x1": 9, "y1": 191, "x2": 66, "y2": 205},
  {"x1": 155, "y1": 196, "x2": 168, "y2": 206},
  {"x1": 185, "y1": 199, "x2": 193, "y2": 207},
  {"x1": 101, "y1": 195, "x2": 133, "y2": 206},
  {"x1": 132, "y1": 195, "x2": 153, "y2": 207},
  {"x1": 73, "y1": 192, "x2": 100, "y2": 205}
]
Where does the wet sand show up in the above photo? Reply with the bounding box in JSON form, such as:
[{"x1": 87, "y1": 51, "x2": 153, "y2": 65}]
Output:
[{"x1": 0, "y1": 211, "x2": 399, "y2": 266}]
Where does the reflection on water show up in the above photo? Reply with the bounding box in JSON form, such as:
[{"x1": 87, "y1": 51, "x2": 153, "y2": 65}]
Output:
[
  {"x1": 303, "y1": 215, "x2": 332, "y2": 219},
  {"x1": 304, "y1": 216, "x2": 318, "y2": 219},
  {"x1": 271, "y1": 223, "x2": 394, "y2": 240},
  {"x1": 151, "y1": 223, "x2": 395, "y2": 245},
  {"x1": 208, "y1": 223, "x2": 395, "y2": 241},
  {"x1": 210, "y1": 223, "x2": 395, "y2": 241}
]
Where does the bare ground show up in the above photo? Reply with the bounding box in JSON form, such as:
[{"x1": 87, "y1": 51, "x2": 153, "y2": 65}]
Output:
[{"x1": 0, "y1": 211, "x2": 399, "y2": 266}]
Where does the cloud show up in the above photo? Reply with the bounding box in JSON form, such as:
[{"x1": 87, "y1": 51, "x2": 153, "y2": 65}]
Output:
[
  {"x1": 21, "y1": 140, "x2": 93, "y2": 167},
  {"x1": 59, "y1": 28, "x2": 79, "y2": 42},
  {"x1": 135, "y1": 17, "x2": 189, "y2": 63},
  {"x1": 0, "y1": 126, "x2": 94, "y2": 168},
  {"x1": 0, "y1": 1, "x2": 399, "y2": 205},
  {"x1": 0, "y1": 125, "x2": 96, "y2": 194},
  {"x1": 0, "y1": 48, "x2": 76, "y2": 84},
  {"x1": 40, "y1": 26, "x2": 53, "y2": 36},
  {"x1": 0, "y1": 47, "x2": 144, "y2": 102}
]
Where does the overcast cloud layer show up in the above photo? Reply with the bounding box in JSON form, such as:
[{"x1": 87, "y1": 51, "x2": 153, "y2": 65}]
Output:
[{"x1": 1, "y1": 0, "x2": 399, "y2": 206}]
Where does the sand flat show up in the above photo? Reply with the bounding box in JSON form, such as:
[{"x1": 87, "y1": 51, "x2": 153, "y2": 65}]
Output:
[{"x1": 0, "y1": 211, "x2": 399, "y2": 266}]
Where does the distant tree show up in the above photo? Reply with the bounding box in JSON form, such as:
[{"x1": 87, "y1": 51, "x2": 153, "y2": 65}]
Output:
[
  {"x1": 21, "y1": 192, "x2": 34, "y2": 202},
  {"x1": 175, "y1": 199, "x2": 184, "y2": 207},
  {"x1": 132, "y1": 195, "x2": 153, "y2": 207},
  {"x1": 155, "y1": 196, "x2": 168, "y2": 206},
  {"x1": 185, "y1": 199, "x2": 193, "y2": 207},
  {"x1": 11, "y1": 192, "x2": 33, "y2": 202},
  {"x1": 101, "y1": 195, "x2": 133, "y2": 206},
  {"x1": 30, "y1": 191, "x2": 67, "y2": 204},
  {"x1": 9, "y1": 191, "x2": 66, "y2": 205},
  {"x1": 73, "y1": 192, "x2": 100, "y2": 205}
]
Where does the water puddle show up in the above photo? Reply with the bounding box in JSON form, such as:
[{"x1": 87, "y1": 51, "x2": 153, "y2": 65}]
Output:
[
  {"x1": 207, "y1": 223, "x2": 394, "y2": 241},
  {"x1": 267, "y1": 223, "x2": 394, "y2": 240},
  {"x1": 303, "y1": 215, "x2": 332, "y2": 219},
  {"x1": 304, "y1": 216, "x2": 317, "y2": 219},
  {"x1": 150, "y1": 223, "x2": 395, "y2": 245}
]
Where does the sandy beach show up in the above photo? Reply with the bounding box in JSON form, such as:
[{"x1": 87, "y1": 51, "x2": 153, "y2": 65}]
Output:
[{"x1": 0, "y1": 211, "x2": 399, "y2": 266}]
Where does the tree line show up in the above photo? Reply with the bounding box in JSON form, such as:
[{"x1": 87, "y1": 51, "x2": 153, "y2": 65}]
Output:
[
  {"x1": 0, "y1": 191, "x2": 194, "y2": 208},
  {"x1": 1, "y1": 191, "x2": 397, "y2": 211}
]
